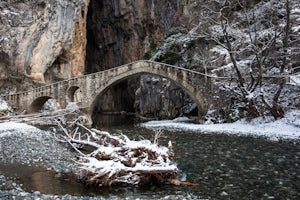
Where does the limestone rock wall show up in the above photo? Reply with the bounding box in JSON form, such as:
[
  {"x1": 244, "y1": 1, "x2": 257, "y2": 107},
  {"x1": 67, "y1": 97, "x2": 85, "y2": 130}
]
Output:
[
  {"x1": 0, "y1": 0, "x2": 89, "y2": 84},
  {"x1": 85, "y1": 0, "x2": 198, "y2": 118},
  {"x1": 86, "y1": 0, "x2": 186, "y2": 72}
]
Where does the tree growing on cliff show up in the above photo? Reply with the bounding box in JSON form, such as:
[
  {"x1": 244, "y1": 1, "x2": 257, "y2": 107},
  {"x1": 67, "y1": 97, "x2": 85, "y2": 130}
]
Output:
[{"x1": 190, "y1": 0, "x2": 296, "y2": 119}]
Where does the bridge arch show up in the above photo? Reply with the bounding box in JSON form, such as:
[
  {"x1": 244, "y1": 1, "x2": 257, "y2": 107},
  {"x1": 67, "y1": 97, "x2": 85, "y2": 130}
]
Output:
[
  {"x1": 67, "y1": 86, "x2": 81, "y2": 102},
  {"x1": 89, "y1": 63, "x2": 205, "y2": 119},
  {"x1": 29, "y1": 96, "x2": 52, "y2": 113}
]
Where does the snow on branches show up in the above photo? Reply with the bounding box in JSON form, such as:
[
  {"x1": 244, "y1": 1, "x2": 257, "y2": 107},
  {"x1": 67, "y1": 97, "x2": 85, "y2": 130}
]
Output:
[{"x1": 55, "y1": 122, "x2": 178, "y2": 187}]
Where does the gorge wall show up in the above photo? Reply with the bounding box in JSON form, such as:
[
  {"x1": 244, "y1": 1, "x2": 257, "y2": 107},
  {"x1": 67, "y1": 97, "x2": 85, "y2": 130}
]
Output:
[
  {"x1": 0, "y1": 0, "x2": 89, "y2": 86},
  {"x1": 86, "y1": 0, "x2": 201, "y2": 118},
  {"x1": 86, "y1": 0, "x2": 187, "y2": 72}
]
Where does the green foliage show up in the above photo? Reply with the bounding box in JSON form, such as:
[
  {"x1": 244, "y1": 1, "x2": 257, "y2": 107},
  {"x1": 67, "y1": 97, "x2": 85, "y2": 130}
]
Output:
[
  {"x1": 155, "y1": 41, "x2": 182, "y2": 65},
  {"x1": 143, "y1": 43, "x2": 158, "y2": 60}
]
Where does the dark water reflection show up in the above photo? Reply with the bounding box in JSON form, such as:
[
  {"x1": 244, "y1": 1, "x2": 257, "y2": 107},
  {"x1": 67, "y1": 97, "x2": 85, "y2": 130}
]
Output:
[{"x1": 1, "y1": 114, "x2": 299, "y2": 199}]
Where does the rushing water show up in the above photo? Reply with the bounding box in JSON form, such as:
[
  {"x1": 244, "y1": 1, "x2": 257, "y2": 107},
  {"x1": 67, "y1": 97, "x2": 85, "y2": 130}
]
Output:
[{"x1": 1, "y1": 114, "x2": 300, "y2": 199}]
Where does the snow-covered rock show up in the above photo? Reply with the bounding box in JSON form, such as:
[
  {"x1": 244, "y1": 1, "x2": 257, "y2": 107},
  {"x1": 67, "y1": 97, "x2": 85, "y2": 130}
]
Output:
[
  {"x1": 289, "y1": 74, "x2": 300, "y2": 85},
  {"x1": 0, "y1": 97, "x2": 11, "y2": 112}
]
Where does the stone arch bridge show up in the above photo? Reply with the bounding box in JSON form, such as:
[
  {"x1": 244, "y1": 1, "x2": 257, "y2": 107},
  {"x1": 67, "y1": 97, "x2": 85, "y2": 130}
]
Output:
[{"x1": 2, "y1": 60, "x2": 216, "y2": 118}]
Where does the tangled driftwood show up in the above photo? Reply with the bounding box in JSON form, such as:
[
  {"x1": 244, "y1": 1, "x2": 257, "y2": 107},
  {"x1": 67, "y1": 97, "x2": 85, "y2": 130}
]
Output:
[{"x1": 55, "y1": 122, "x2": 178, "y2": 187}]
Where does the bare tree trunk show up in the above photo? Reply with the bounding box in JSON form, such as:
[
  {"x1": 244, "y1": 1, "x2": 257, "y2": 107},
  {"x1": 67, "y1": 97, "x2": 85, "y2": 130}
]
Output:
[
  {"x1": 221, "y1": 20, "x2": 245, "y2": 90},
  {"x1": 220, "y1": 18, "x2": 259, "y2": 118},
  {"x1": 269, "y1": 0, "x2": 290, "y2": 119}
]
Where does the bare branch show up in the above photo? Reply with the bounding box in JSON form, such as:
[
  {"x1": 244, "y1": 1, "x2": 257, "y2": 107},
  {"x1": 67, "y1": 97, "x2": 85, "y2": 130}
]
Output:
[{"x1": 53, "y1": 122, "x2": 178, "y2": 187}]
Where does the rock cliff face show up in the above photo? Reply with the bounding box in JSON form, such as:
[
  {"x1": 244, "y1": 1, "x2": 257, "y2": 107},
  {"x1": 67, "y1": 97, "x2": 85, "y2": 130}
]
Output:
[
  {"x1": 0, "y1": 0, "x2": 89, "y2": 84},
  {"x1": 136, "y1": 33, "x2": 214, "y2": 119},
  {"x1": 1, "y1": 0, "x2": 197, "y2": 118},
  {"x1": 86, "y1": 0, "x2": 185, "y2": 72},
  {"x1": 85, "y1": 0, "x2": 200, "y2": 117}
]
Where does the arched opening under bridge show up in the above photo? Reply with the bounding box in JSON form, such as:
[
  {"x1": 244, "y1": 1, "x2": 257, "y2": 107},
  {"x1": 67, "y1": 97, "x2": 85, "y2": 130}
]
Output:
[
  {"x1": 90, "y1": 72, "x2": 200, "y2": 127},
  {"x1": 67, "y1": 86, "x2": 81, "y2": 102},
  {"x1": 29, "y1": 96, "x2": 53, "y2": 113}
]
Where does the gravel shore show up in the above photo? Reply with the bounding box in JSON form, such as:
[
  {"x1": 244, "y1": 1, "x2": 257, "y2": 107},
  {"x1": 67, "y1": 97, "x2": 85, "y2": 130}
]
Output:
[
  {"x1": 0, "y1": 122, "x2": 76, "y2": 173},
  {"x1": 0, "y1": 122, "x2": 99, "y2": 199}
]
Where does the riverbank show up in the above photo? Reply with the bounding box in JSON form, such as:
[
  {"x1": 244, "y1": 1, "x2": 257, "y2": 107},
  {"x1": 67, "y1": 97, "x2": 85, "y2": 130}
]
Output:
[
  {"x1": 142, "y1": 109, "x2": 300, "y2": 141},
  {"x1": 0, "y1": 122, "x2": 95, "y2": 199},
  {"x1": 0, "y1": 122, "x2": 76, "y2": 172}
]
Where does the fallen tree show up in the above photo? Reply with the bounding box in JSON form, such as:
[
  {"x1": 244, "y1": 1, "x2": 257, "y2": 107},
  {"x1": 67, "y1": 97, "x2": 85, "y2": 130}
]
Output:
[
  {"x1": 54, "y1": 122, "x2": 178, "y2": 187},
  {"x1": 0, "y1": 102, "x2": 91, "y2": 127}
]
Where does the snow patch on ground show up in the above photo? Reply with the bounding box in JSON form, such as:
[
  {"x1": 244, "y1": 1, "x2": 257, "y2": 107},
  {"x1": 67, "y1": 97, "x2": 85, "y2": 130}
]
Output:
[
  {"x1": 0, "y1": 122, "x2": 41, "y2": 137},
  {"x1": 209, "y1": 45, "x2": 228, "y2": 56},
  {"x1": 142, "y1": 110, "x2": 300, "y2": 141},
  {"x1": 289, "y1": 74, "x2": 300, "y2": 85},
  {"x1": 211, "y1": 59, "x2": 252, "y2": 76},
  {"x1": 292, "y1": 25, "x2": 300, "y2": 33}
]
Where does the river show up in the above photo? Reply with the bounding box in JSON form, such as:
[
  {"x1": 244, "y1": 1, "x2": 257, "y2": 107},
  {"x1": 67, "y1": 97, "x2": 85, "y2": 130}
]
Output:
[{"x1": 1, "y1": 114, "x2": 299, "y2": 199}]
